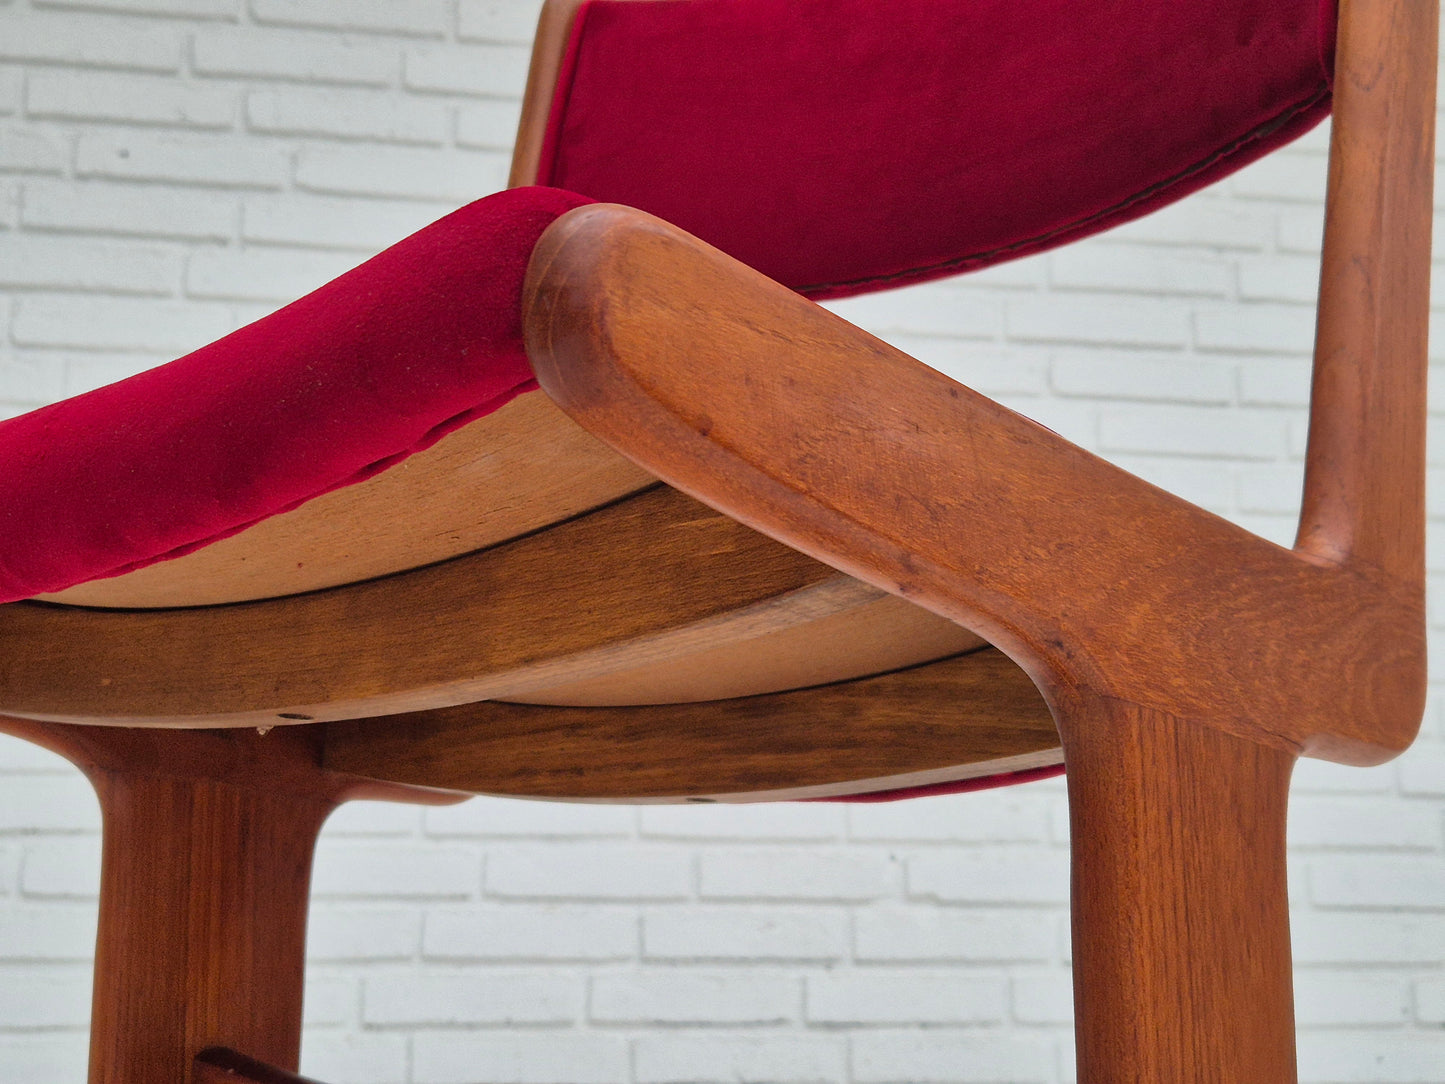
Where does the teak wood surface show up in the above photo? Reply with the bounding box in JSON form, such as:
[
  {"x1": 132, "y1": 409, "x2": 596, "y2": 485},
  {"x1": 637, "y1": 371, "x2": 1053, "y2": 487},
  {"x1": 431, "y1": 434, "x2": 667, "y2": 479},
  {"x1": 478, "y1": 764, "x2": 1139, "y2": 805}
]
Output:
[
  {"x1": 525, "y1": 204, "x2": 1425, "y2": 765},
  {"x1": 523, "y1": 203, "x2": 1421, "y2": 763},
  {"x1": 0, "y1": 0, "x2": 1431, "y2": 1081},
  {"x1": 324, "y1": 649, "x2": 1060, "y2": 802},
  {"x1": 0, "y1": 485, "x2": 983, "y2": 728},
  {"x1": 0, "y1": 718, "x2": 459, "y2": 1084}
]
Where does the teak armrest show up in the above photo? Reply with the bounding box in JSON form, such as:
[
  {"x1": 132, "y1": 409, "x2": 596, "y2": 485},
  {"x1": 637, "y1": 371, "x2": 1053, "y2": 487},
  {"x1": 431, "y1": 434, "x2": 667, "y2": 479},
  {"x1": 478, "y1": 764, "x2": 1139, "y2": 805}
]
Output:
[{"x1": 523, "y1": 204, "x2": 1425, "y2": 764}]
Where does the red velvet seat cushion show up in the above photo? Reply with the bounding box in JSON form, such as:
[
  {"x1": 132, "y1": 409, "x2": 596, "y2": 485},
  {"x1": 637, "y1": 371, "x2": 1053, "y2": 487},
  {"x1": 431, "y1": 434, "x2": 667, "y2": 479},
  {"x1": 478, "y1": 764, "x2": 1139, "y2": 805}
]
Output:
[
  {"x1": 539, "y1": 0, "x2": 1336, "y2": 299},
  {"x1": 0, "y1": 186, "x2": 594, "y2": 604}
]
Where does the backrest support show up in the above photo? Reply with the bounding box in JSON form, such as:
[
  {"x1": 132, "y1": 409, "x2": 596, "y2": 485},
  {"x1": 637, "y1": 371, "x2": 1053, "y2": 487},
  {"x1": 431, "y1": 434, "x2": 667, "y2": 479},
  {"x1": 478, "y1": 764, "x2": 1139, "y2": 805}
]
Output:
[{"x1": 513, "y1": 0, "x2": 1338, "y2": 298}]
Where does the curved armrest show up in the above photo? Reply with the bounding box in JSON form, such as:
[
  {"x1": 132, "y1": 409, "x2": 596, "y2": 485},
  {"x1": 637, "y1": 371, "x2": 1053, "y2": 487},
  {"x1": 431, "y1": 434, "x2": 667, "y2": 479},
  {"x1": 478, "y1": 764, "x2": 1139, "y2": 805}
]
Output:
[{"x1": 524, "y1": 204, "x2": 1424, "y2": 763}]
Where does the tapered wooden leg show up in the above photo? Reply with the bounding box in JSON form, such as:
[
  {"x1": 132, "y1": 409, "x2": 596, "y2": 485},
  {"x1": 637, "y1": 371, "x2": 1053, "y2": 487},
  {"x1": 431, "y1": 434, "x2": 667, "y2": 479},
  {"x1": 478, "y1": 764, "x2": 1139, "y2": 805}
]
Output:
[
  {"x1": 1058, "y1": 695, "x2": 1298, "y2": 1084},
  {"x1": 0, "y1": 719, "x2": 460, "y2": 1084},
  {"x1": 85, "y1": 745, "x2": 334, "y2": 1084}
]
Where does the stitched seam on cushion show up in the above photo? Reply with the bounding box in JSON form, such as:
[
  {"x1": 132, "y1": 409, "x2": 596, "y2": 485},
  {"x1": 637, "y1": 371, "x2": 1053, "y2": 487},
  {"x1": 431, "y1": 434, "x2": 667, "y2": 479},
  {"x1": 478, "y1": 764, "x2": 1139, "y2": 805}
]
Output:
[
  {"x1": 797, "y1": 84, "x2": 1331, "y2": 298},
  {"x1": 63, "y1": 378, "x2": 541, "y2": 595}
]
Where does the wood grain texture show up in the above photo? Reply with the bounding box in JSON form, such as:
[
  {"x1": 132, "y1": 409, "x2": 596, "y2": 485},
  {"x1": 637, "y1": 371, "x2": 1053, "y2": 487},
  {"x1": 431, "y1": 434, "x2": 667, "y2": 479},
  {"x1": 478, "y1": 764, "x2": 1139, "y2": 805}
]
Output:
[
  {"x1": 511, "y1": 591, "x2": 986, "y2": 705},
  {"x1": 523, "y1": 202, "x2": 1425, "y2": 765},
  {"x1": 1060, "y1": 692, "x2": 1297, "y2": 1084},
  {"x1": 87, "y1": 771, "x2": 326, "y2": 1084},
  {"x1": 42, "y1": 392, "x2": 655, "y2": 609},
  {"x1": 0, "y1": 721, "x2": 453, "y2": 1084},
  {"x1": 0, "y1": 716, "x2": 466, "y2": 805},
  {"x1": 1298, "y1": 0, "x2": 1437, "y2": 584},
  {"x1": 323, "y1": 648, "x2": 1059, "y2": 801},
  {"x1": 0, "y1": 486, "x2": 979, "y2": 725}
]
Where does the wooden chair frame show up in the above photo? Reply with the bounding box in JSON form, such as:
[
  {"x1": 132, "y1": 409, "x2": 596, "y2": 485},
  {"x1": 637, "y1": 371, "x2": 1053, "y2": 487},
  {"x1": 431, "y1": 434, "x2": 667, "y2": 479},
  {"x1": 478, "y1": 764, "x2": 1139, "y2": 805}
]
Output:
[{"x1": 0, "y1": 0, "x2": 1434, "y2": 1080}]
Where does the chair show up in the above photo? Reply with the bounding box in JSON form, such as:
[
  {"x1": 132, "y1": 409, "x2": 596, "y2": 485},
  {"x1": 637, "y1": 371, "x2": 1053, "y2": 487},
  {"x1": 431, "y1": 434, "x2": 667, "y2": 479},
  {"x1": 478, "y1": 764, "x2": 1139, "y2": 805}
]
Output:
[{"x1": 0, "y1": 0, "x2": 1433, "y2": 1081}]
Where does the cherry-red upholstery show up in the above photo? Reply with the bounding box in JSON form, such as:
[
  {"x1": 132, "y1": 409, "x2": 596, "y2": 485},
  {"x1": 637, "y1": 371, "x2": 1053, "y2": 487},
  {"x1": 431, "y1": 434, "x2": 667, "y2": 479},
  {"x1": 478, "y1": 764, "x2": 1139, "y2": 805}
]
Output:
[
  {"x1": 538, "y1": 0, "x2": 1337, "y2": 299},
  {"x1": 0, "y1": 186, "x2": 593, "y2": 605}
]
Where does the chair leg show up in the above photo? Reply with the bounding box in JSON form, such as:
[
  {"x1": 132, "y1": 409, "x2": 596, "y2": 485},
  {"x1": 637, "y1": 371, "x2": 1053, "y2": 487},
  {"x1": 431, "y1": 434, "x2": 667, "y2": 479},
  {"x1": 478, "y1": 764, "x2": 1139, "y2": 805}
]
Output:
[
  {"x1": 1057, "y1": 694, "x2": 1298, "y2": 1084},
  {"x1": 0, "y1": 717, "x2": 462, "y2": 1084},
  {"x1": 85, "y1": 744, "x2": 334, "y2": 1084}
]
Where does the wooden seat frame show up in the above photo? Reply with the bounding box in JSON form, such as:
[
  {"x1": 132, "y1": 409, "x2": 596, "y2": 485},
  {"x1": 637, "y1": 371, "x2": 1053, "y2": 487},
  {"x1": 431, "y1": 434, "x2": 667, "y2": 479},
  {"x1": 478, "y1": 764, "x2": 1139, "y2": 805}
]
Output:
[{"x1": 0, "y1": 0, "x2": 1434, "y2": 1081}]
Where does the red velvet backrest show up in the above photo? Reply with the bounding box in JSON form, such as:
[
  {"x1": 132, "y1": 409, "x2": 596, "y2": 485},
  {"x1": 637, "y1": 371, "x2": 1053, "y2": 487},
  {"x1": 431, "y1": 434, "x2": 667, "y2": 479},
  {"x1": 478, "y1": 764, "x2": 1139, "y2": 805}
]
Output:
[{"x1": 537, "y1": 0, "x2": 1336, "y2": 299}]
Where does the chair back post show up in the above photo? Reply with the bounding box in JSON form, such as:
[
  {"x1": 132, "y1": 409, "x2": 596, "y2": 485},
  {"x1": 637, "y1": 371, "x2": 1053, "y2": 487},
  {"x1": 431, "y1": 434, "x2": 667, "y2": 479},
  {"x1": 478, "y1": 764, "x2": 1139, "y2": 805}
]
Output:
[
  {"x1": 1299, "y1": 0, "x2": 1438, "y2": 587},
  {"x1": 508, "y1": 0, "x2": 587, "y2": 188}
]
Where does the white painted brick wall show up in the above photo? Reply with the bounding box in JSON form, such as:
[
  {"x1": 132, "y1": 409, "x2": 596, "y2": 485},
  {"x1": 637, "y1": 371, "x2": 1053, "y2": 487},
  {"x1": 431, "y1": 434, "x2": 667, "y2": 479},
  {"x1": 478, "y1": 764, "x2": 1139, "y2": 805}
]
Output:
[
  {"x1": 0, "y1": 2, "x2": 1441, "y2": 1082},
  {"x1": 589, "y1": 972, "x2": 796, "y2": 1026}
]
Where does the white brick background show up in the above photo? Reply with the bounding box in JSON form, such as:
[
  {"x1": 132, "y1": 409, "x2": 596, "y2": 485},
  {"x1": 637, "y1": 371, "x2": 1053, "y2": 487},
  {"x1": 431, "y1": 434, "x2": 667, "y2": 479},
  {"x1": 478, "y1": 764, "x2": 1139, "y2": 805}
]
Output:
[{"x1": 0, "y1": 2, "x2": 1442, "y2": 1082}]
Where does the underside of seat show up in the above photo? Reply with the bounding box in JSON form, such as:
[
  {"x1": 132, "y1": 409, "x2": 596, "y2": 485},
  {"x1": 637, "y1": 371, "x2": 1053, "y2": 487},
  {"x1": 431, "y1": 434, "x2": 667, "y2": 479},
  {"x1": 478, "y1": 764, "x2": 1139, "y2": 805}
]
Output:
[
  {"x1": 0, "y1": 236, "x2": 1064, "y2": 798},
  {"x1": 323, "y1": 649, "x2": 1061, "y2": 803},
  {"x1": 5, "y1": 379, "x2": 1065, "y2": 800},
  {"x1": 1, "y1": 474, "x2": 1019, "y2": 707}
]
